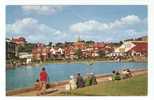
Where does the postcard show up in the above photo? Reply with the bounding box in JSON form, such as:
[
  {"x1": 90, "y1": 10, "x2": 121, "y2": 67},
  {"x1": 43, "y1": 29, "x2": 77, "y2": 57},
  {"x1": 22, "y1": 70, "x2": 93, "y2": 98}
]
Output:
[{"x1": 6, "y1": 5, "x2": 147, "y2": 96}]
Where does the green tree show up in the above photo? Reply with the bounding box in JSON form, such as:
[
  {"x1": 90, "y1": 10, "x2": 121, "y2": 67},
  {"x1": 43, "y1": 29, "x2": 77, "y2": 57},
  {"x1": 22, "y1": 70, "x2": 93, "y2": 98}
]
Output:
[
  {"x1": 55, "y1": 42, "x2": 64, "y2": 48},
  {"x1": 75, "y1": 48, "x2": 82, "y2": 59},
  {"x1": 18, "y1": 43, "x2": 35, "y2": 53},
  {"x1": 48, "y1": 42, "x2": 53, "y2": 47}
]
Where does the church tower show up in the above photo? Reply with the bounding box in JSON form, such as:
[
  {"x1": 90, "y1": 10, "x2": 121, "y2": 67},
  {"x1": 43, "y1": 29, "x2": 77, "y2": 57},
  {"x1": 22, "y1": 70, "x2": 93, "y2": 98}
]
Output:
[{"x1": 76, "y1": 35, "x2": 81, "y2": 42}]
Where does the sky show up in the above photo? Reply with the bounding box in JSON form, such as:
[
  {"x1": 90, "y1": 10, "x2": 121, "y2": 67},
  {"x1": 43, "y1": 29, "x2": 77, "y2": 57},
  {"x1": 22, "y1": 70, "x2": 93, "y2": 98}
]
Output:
[{"x1": 6, "y1": 5, "x2": 147, "y2": 43}]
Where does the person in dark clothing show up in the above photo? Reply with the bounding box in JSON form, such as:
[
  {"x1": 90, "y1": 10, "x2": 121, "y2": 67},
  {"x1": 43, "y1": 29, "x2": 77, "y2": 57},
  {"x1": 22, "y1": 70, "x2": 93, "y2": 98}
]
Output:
[{"x1": 76, "y1": 73, "x2": 85, "y2": 88}]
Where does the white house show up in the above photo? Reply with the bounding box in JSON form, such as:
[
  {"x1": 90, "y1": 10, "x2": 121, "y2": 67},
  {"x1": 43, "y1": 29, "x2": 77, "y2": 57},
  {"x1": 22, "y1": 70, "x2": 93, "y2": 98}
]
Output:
[
  {"x1": 108, "y1": 41, "x2": 147, "y2": 57},
  {"x1": 19, "y1": 52, "x2": 32, "y2": 64}
]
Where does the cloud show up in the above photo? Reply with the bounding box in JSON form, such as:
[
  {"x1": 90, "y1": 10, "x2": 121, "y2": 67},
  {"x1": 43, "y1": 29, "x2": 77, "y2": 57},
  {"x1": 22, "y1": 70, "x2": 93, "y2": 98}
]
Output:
[
  {"x1": 22, "y1": 6, "x2": 63, "y2": 15},
  {"x1": 6, "y1": 17, "x2": 66, "y2": 43},
  {"x1": 70, "y1": 15, "x2": 146, "y2": 34},
  {"x1": 70, "y1": 20, "x2": 108, "y2": 33},
  {"x1": 69, "y1": 15, "x2": 147, "y2": 42},
  {"x1": 6, "y1": 15, "x2": 147, "y2": 43}
]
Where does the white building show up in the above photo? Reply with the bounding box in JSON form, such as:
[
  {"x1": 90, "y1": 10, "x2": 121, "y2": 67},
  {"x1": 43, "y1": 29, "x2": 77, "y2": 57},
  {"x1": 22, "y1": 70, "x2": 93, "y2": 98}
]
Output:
[
  {"x1": 108, "y1": 41, "x2": 147, "y2": 57},
  {"x1": 19, "y1": 52, "x2": 32, "y2": 64}
]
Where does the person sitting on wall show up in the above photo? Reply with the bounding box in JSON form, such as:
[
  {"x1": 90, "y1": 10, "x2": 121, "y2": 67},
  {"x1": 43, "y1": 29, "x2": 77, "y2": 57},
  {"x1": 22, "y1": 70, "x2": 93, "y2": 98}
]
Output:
[
  {"x1": 121, "y1": 68, "x2": 133, "y2": 79},
  {"x1": 84, "y1": 74, "x2": 92, "y2": 86},
  {"x1": 112, "y1": 70, "x2": 121, "y2": 81},
  {"x1": 112, "y1": 70, "x2": 116, "y2": 80},
  {"x1": 76, "y1": 73, "x2": 85, "y2": 88},
  {"x1": 121, "y1": 69, "x2": 128, "y2": 79},
  {"x1": 126, "y1": 68, "x2": 133, "y2": 78},
  {"x1": 90, "y1": 73, "x2": 97, "y2": 85}
]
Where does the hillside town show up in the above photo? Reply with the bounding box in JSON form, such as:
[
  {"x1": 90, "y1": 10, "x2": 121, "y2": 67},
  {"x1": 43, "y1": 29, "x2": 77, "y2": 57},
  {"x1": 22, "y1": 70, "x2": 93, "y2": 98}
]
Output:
[{"x1": 6, "y1": 36, "x2": 148, "y2": 69}]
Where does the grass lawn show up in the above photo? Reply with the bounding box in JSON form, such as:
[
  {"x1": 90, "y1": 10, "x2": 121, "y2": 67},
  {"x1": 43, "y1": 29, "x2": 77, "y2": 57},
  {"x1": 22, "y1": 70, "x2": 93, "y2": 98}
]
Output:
[{"x1": 57, "y1": 74, "x2": 147, "y2": 96}]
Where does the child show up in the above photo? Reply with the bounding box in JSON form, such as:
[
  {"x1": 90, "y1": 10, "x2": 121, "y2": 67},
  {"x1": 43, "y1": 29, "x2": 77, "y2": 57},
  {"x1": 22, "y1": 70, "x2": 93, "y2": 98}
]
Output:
[
  {"x1": 34, "y1": 79, "x2": 40, "y2": 90},
  {"x1": 34, "y1": 79, "x2": 41, "y2": 96}
]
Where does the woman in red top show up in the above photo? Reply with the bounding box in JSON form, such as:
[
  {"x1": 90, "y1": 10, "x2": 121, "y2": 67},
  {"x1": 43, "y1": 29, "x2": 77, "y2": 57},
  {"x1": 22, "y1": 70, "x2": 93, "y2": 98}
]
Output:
[
  {"x1": 40, "y1": 67, "x2": 48, "y2": 82},
  {"x1": 39, "y1": 67, "x2": 48, "y2": 95}
]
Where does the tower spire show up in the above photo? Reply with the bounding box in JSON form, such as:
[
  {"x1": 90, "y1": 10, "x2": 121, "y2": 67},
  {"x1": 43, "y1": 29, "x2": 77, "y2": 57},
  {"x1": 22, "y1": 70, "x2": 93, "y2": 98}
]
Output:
[{"x1": 77, "y1": 35, "x2": 81, "y2": 42}]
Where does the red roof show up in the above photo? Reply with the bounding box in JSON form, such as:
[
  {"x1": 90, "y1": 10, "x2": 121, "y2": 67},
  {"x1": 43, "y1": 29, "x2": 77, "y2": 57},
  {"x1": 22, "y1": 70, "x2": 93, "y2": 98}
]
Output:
[
  {"x1": 74, "y1": 42, "x2": 85, "y2": 49},
  {"x1": 129, "y1": 42, "x2": 148, "y2": 53},
  {"x1": 12, "y1": 37, "x2": 26, "y2": 45},
  {"x1": 93, "y1": 42, "x2": 106, "y2": 49}
]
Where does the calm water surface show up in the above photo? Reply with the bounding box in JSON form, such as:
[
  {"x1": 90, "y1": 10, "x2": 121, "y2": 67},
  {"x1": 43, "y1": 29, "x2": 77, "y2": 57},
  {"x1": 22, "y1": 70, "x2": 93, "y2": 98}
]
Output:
[{"x1": 6, "y1": 61, "x2": 147, "y2": 91}]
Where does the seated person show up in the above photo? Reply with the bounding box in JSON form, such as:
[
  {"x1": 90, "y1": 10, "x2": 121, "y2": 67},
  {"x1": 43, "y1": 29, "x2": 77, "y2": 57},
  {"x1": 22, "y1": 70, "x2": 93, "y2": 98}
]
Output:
[
  {"x1": 84, "y1": 73, "x2": 97, "y2": 86},
  {"x1": 34, "y1": 79, "x2": 41, "y2": 90},
  {"x1": 126, "y1": 68, "x2": 133, "y2": 78},
  {"x1": 84, "y1": 73, "x2": 92, "y2": 86},
  {"x1": 65, "y1": 75, "x2": 77, "y2": 92},
  {"x1": 34, "y1": 79, "x2": 42, "y2": 96},
  {"x1": 121, "y1": 69, "x2": 133, "y2": 79},
  {"x1": 69, "y1": 75, "x2": 77, "y2": 90},
  {"x1": 112, "y1": 70, "x2": 116, "y2": 80},
  {"x1": 121, "y1": 69, "x2": 129, "y2": 79},
  {"x1": 84, "y1": 74, "x2": 92, "y2": 86},
  {"x1": 65, "y1": 84, "x2": 71, "y2": 92},
  {"x1": 112, "y1": 70, "x2": 121, "y2": 81},
  {"x1": 90, "y1": 73, "x2": 97, "y2": 85}
]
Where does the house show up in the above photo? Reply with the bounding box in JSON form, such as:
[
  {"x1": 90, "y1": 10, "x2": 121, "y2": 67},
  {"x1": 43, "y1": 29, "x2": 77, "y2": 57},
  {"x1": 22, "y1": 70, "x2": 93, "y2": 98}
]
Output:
[
  {"x1": 50, "y1": 47, "x2": 57, "y2": 55},
  {"x1": 32, "y1": 47, "x2": 41, "y2": 61},
  {"x1": 92, "y1": 42, "x2": 114, "y2": 57},
  {"x1": 19, "y1": 52, "x2": 32, "y2": 64},
  {"x1": 64, "y1": 46, "x2": 76, "y2": 60},
  {"x1": 57, "y1": 48, "x2": 64, "y2": 55},
  {"x1": 93, "y1": 42, "x2": 106, "y2": 50},
  {"x1": 128, "y1": 41, "x2": 147, "y2": 56},
  {"x1": 12, "y1": 36, "x2": 27, "y2": 46},
  {"x1": 32, "y1": 43, "x2": 49, "y2": 61},
  {"x1": 109, "y1": 41, "x2": 147, "y2": 57},
  {"x1": 6, "y1": 39, "x2": 18, "y2": 60},
  {"x1": 41, "y1": 47, "x2": 49, "y2": 61},
  {"x1": 74, "y1": 42, "x2": 85, "y2": 50}
]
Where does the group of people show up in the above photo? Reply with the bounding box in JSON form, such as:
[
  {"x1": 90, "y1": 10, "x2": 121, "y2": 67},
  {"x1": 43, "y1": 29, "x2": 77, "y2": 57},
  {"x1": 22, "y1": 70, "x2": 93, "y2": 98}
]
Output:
[
  {"x1": 112, "y1": 68, "x2": 133, "y2": 81},
  {"x1": 34, "y1": 67, "x2": 97, "y2": 95},
  {"x1": 66, "y1": 73, "x2": 97, "y2": 92},
  {"x1": 34, "y1": 67, "x2": 49, "y2": 95},
  {"x1": 33, "y1": 67, "x2": 132, "y2": 95}
]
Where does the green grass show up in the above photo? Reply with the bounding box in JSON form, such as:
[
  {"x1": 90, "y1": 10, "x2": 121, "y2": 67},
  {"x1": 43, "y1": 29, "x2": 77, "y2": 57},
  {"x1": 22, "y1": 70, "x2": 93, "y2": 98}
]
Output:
[{"x1": 57, "y1": 74, "x2": 147, "y2": 96}]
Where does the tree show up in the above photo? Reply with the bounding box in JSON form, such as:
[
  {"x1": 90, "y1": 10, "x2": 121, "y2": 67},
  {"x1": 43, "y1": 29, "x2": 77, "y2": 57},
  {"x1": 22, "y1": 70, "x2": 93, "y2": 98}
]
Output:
[
  {"x1": 75, "y1": 48, "x2": 82, "y2": 59},
  {"x1": 119, "y1": 41, "x2": 123, "y2": 45},
  {"x1": 85, "y1": 40, "x2": 95, "y2": 48},
  {"x1": 18, "y1": 43, "x2": 35, "y2": 53},
  {"x1": 64, "y1": 41, "x2": 73, "y2": 47},
  {"x1": 55, "y1": 42, "x2": 64, "y2": 48},
  {"x1": 86, "y1": 40, "x2": 95, "y2": 44},
  {"x1": 48, "y1": 42, "x2": 53, "y2": 47}
]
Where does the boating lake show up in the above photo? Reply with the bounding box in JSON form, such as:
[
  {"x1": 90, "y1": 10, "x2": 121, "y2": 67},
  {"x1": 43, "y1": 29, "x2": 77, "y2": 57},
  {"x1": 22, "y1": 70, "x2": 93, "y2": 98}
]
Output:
[{"x1": 6, "y1": 61, "x2": 147, "y2": 91}]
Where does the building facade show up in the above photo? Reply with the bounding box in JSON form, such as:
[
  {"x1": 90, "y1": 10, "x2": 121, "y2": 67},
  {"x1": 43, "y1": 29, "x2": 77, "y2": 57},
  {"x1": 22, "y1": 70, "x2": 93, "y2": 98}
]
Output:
[
  {"x1": 109, "y1": 41, "x2": 148, "y2": 57},
  {"x1": 6, "y1": 39, "x2": 18, "y2": 60}
]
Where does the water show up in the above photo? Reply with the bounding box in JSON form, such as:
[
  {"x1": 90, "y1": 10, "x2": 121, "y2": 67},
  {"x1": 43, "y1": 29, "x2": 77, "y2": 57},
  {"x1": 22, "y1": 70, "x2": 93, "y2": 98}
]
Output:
[{"x1": 6, "y1": 61, "x2": 147, "y2": 91}]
